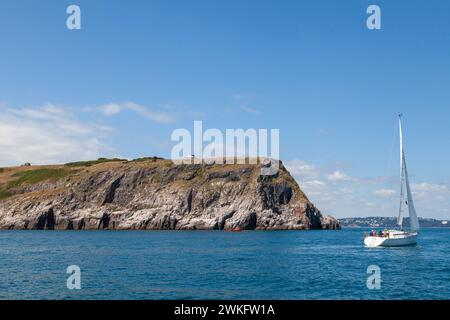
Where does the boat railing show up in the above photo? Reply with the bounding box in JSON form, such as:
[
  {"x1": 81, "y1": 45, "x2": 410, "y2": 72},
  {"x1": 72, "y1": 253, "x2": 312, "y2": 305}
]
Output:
[{"x1": 364, "y1": 231, "x2": 389, "y2": 238}]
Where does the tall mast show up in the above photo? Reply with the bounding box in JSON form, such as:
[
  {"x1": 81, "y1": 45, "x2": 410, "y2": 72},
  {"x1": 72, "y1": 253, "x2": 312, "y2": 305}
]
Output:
[{"x1": 397, "y1": 114, "x2": 405, "y2": 229}]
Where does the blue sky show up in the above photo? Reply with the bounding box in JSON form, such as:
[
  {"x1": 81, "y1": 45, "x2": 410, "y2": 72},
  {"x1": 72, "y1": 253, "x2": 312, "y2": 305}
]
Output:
[{"x1": 1, "y1": 0, "x2": 449, "y2": 219}]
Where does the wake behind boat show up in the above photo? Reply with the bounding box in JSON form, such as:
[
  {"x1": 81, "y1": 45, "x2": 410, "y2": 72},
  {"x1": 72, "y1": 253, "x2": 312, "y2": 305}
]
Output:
[{"x1": 364, "y1": 115, "x2": 420, "y2": 248}]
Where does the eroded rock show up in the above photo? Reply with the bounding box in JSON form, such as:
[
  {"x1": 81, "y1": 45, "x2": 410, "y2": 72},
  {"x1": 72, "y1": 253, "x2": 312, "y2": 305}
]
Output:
[{"x1": 0, "y1": 160, "x2": 340, "y2": 231}]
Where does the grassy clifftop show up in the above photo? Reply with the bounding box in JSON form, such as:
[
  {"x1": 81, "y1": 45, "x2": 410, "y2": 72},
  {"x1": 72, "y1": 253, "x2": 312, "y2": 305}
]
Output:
[
  {"x1": 0, "y1": 157, "x2": 339, "y2": 230},
  {"x1": 0, "y1": 157, "x2": 309, "y2": 203},
  {"x1": 0, "y1": 157, "x2": 165, "y2": 200}
]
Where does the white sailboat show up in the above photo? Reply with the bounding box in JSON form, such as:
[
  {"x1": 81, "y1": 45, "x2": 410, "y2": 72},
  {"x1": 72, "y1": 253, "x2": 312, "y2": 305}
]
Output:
[{"x1": 364, "y1": 114, "x2": 420, "y2": 247}]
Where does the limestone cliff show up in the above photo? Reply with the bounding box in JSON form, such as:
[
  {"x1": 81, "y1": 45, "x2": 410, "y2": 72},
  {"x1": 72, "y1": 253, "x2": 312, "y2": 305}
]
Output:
[{"x1": 0, "y1": 158, "x2": 340, "y2": 230}]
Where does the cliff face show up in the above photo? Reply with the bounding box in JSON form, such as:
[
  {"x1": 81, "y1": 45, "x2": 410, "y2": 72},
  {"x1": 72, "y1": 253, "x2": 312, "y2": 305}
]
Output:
[{"x1": 0, "y1": 158, "x2": 340, "y2": 230}]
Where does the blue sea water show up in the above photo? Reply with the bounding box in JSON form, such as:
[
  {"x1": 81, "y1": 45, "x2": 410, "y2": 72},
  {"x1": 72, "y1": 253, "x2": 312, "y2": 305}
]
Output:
[{"x1": 0, "y1": 228, "x2": 449, "y2": 300}]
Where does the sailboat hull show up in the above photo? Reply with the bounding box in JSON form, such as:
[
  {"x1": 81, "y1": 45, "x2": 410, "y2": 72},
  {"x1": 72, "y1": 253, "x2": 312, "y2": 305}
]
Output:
[
  {"x1": 363, "y1": 116, "x2": 420, "y2": 248},
  {"x1": 364, "y1": 231, "x2": 418, "y2": 248}
]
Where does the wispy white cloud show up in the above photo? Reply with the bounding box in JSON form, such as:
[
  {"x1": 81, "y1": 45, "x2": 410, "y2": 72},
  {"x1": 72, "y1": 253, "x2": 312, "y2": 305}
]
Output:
[
  {"x1": 98, "y1": 103, "x2": 121, "y2": 116},
  {"x1": 373, "y1": 189, "x2": 396, "y2": 197},
  {"x1": 123, "y1": 102, "x2": 175, "y2": 123},
  {"x1": 326, "y1": 170, "x2": 353, "y2": 182},
  {"x1": 412, "y1": 182, "x2": 448, "y2": 193},
  {"x1": 227, "y1": 93, "x2": 261, "y2": 116},
  {"x1": 301, "y1": 180, "x2": 326, "y2": 188},
  {"x1": 285, "y1": 159, "x2": 320, "y2": 179},
  {"x1": 0, "y1": 105, "x2": 113, "y2": 166},
  {"x1": 285, "y1": 158, "x2": 450, "y2": 220},
  {"x1": 223, "y1": 105, "x2": 261, "y2": 115},
  {"x1": 97, "y1": 102, "x2": 175, "y2": 123},
  {"x1": 240, "y1": 105, "x2": 260, "y2": 115},
  {"x1": 411, "y1": 182, "x2": 450, "y2": 203}
]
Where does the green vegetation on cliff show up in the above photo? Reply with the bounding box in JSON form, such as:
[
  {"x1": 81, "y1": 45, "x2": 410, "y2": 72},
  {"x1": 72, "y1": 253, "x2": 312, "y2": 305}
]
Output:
[
  {"x1": 0, "y1": 168, "x2": 70, "y2": 199},
  {"x1": 65, "y1": 157, "x2": 127, "y2": 167}
]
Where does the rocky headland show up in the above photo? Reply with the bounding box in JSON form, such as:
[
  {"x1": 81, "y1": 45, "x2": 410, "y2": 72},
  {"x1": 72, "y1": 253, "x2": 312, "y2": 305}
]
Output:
[{"x1": 0, "y1": 158, "x2": 340, "y2": 230}]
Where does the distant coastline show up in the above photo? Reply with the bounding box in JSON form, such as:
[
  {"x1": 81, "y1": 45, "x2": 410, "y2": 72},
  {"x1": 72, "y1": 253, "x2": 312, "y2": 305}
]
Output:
[{"x1": 339, "y1": 217, "x2": 449, "y2": 228}]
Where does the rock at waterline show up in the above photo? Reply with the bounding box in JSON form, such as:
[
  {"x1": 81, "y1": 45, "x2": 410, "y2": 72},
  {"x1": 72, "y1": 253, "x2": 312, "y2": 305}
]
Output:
[{"x1": 0, "y1": 158, "x2": 340, "y2": 230}]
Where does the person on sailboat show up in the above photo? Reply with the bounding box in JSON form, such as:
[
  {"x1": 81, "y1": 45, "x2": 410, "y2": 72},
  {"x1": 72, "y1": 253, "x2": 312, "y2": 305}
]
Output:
[{"x1": 364, "y1": 114, "x2": 420, "y2": 247}]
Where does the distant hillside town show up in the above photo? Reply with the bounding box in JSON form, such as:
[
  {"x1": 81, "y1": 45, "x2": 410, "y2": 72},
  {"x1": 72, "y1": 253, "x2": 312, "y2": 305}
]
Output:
[{"x1": 339, "y1": 217, "x2": 449, "y2": 228}]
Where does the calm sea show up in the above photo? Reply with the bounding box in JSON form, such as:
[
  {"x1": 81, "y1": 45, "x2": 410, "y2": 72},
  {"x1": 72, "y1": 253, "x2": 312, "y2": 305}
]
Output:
[{"x1": 0, "y1": 228, "x2": 449, "y2": 300}]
